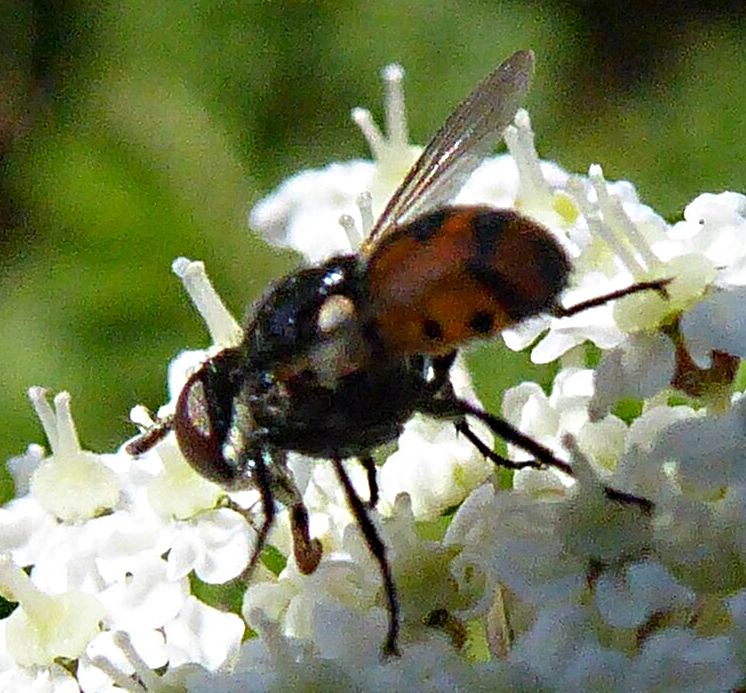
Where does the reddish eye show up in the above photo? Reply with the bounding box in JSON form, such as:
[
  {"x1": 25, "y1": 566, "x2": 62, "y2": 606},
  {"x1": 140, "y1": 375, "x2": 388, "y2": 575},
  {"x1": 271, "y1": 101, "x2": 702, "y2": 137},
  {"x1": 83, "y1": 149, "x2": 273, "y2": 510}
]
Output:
[{"x1": 173, "y1": 348, "x2": 249, "y2": 488}]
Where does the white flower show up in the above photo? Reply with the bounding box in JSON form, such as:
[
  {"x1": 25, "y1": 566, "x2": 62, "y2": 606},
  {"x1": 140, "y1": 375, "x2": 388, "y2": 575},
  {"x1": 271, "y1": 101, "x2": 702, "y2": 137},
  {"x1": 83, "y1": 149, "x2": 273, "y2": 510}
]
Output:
[
  {"x1": 27, "y1": 510, "x2": 157, "y2": 594},
  {"x1": 680, "y1": 287, "x2": 746, "y2": 367},
  {"x1": 590, "y1": 192, "x2": 746, "y2": 409},
  {"x1": 244, "y1": 553, "x2": 381, "y2": 645},
  {"x1": 245, "y1": 493, "x2": 469, "y2": 655},
  {"x1": 0, "y1": 498, "x2": 57, "y2": 569},
  {"x1": 589, "y1": 331, "x2": 677, "y2": 420},
  {"x1": 0, "y1": 646, "x2": 80, "y2": 693},
  {"x1": 250, "y1": 63, "x2": 420, "y2": 263},
  {"x1": 27, "y1": 388, "x2": 120, "y2": 522},
  {"x1": 446, "y1": 484, "x2": 587, "y2": 609},
  {"x1": 0, "y1": 554, "x2": 104, "y2": 668},
  {"x1": 495, "y1": 125, "x2": 746, "y2": 423},
  {"x1": 250, "y1": 161, "x2": 376, "y2": 262},
  {"x1": 652, "y1": 494, "x2": 744, "y2": 594},
  {"x1": 622, "y1": 629, "x2": 740, "y2": 693},
  {"x1": 165, "y1": 507, "x2": 253, "y2": 584},
  {"x1": 163, "y1": 596, "x2": 244, "y2": 670},
  {"x1": 499, "y1": 144, "x2": 674, "y2": 361},
  {"x1": 503, "y1": 367, "x2": 595, "y2": 458},
  {"x1": 80, "y1": 629, "x2": 209, "y2": 693},
  {"x1": 374, "y1": 355, "x2": 493, "y2": 521},
  {"x1": 663, "y1": 191, "x2": 746, "y2": 271},
  {"x1": 648, "y1": 395, "x2": 746, "y2": 493},
  {"x1": 300, "y1": 458, "x2": 375, "y2": 552},
  {"x1": 96, "y1": 553, "x2": 188, "y2": 634},
  {"x1": 378, "y1": 413, "x2": 492, "y2": 521},
  {"x1": 594, "y1": 560, "x2": 696, "y2": 629}
]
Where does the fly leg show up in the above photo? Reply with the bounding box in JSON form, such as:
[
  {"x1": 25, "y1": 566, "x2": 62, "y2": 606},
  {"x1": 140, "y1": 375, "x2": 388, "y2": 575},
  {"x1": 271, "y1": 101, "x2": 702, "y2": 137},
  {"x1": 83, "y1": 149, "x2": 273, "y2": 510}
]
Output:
[
  {"x1": 455, "y1": 419, "x2": 542, "y2": 471},
  {"x1": 331, "y1": 457, "x2": 400, "y2": 658},
  {"x1": 238, "y1": 451, "x2": 276, "y2": 582},
  {"x1": 360, "y1": 455, "x2": 379, "y2": 508},
  {"x1": 272, "y1": 457, "x2": 323, "y2": 575},
  {"x1": 425, "y1": 397, "x2": 653, "y2": 514}
]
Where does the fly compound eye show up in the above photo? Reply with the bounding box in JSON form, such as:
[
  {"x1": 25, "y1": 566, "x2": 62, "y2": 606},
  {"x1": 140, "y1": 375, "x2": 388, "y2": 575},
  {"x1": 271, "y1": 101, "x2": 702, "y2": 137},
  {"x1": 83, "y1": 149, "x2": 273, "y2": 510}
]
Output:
[
  {"x1": 180, "y1": 377, "x2": 212, "y2": 438},
  {"x1": 172, "y1": 351, "x2": 254, "y2": 489},
  {"x1": 173, "y1": 370, "x2": 227, "y2": 484}
]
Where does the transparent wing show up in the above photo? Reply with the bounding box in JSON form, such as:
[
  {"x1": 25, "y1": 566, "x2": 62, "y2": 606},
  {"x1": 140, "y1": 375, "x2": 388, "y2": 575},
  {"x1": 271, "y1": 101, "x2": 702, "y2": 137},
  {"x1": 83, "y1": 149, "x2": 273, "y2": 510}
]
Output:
[{"x1": 362, "y1": 50, "x2": 534, "y2": 253}]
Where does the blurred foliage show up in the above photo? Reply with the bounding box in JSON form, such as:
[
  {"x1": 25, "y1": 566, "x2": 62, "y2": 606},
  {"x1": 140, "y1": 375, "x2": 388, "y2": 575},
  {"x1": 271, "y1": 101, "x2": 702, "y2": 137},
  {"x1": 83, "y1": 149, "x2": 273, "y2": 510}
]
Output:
[{"x1": 0, "y1": 0, "x2": 744, "y2": 502}]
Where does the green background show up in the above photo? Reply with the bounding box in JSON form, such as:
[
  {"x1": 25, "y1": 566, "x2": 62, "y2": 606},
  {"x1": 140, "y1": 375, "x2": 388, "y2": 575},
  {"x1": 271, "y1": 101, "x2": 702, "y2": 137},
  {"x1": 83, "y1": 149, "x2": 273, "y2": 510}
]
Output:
[{"x1": 1, "y1": 0, "x2": 744, "y2": 501}]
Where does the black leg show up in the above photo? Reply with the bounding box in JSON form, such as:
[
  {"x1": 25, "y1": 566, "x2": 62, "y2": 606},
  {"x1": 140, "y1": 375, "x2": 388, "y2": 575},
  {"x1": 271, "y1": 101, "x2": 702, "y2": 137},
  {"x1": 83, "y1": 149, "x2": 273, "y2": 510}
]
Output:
[
  {"x1": 360, "y1": 455, "x2": 379, "y2": 508},
  {"x1": 427, "y1": 398, "x2": 575, "y2": 475},
  {"x1": 125, "y1": 413, "x2": 174, "y2": 456},
  {"x1": 426, "y1": 398, "x2": 653, "y2": 514},
  {"x1": 270, "y1": 455, "x2": 324, "y2": 576},
  {"x1": 552, "y1": 278, "x2": 670, "y2": 318},
  {"x1": 455, "y1": 420, "x2": 542, "y2": 471},
  {"x1": 289, "y1": 502, "x2": 322, "y2": 575},
  {"x1": 238, "y1": 454, "x2": 276, "y2": 582},
  {"x1": 331, "y1": 457, "x2": 400, "y2": 658}
]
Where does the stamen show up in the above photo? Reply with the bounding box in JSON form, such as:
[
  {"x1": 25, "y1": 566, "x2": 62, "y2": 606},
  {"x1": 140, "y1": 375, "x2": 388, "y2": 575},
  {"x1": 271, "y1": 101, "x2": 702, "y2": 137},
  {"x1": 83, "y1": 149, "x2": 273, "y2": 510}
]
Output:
[
  {"x1": 560, "y1": 434, "x2": 597, "y2": 490},
  {"x1": 567, "y1": 176, "x2": 641, "y2": 273},
  {"x1": 112, "y1": 631, "x2": 162, "y2": 692},
  {"x1": 171, "y1": 257, "x2": 242, "y2": 347},
  {"x1": 351, "y1": 107, "x2": 386, "y2": 161},
  {"x1": 27, "y1": 387, "x2": 58, "y2": 452},
  {"x1": 338, "y1": 213, "x2": 362, "y2": 250},
  {"x1": 382, "y1": 63, "x2": 407, "y2": 148},
  {"x1": 52, "y1": 392, "x2": 79, "y2": 457},
  {"x1": 90, "y1": 655, "x2": 146, "y2": 692},
  {"x1": 589, "y1": 165, "x2": 657, "y2": 271},
  {"x1": 28, "y1": 389, "x2": 80, "y2": 458},
  {"x1": 356, "y1": 191, "x2": 375, "y2": 235},
  {"x1": 504, "y1": 109, "x2": 552, "y2": 208},
  {"x1": 351, "y1": 64, "x2": 420, "y2": 219}
]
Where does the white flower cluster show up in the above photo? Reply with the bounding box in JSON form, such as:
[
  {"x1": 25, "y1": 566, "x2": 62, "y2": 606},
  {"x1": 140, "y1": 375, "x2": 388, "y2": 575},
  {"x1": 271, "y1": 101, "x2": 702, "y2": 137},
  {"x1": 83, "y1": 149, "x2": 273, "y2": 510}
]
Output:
[{"x1": 2, "y1": 62, "x2": 746, "y2": 692}]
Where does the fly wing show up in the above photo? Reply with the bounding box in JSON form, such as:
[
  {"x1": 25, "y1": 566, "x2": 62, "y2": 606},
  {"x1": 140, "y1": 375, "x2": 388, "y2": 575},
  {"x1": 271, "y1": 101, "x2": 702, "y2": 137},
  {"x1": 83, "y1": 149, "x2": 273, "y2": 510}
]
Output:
[{"x1": 361, "y1": 50, "x2": 534, "y2": 254}]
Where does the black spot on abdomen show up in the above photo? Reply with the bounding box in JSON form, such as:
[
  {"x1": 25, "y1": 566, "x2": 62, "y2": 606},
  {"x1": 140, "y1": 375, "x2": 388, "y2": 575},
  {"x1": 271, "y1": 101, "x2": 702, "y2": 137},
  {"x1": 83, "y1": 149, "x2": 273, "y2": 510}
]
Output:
[
  {"x1": 407, "y1": 209, "x2": 450, "y2": 244},
  {"x1": 423, "y1": 319, "x2": 443, "y2": 341},
  {"x1": 472, "y1": 209, "x2": 512, "y2": 259},
  {"x1": 467, "y1": 311, "x2": 494, "y2": 335}
]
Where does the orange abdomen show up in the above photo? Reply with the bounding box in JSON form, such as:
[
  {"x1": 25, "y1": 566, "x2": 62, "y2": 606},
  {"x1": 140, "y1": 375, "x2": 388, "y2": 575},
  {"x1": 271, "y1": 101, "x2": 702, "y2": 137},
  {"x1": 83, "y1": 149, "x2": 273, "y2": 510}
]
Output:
[{"x1": 365, "y1": 206, "x2": 571, "y2": 356}]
